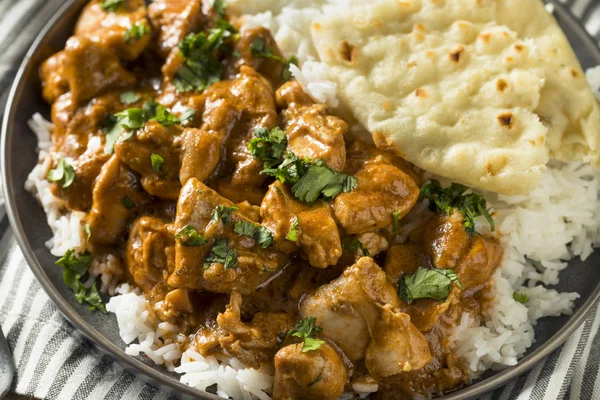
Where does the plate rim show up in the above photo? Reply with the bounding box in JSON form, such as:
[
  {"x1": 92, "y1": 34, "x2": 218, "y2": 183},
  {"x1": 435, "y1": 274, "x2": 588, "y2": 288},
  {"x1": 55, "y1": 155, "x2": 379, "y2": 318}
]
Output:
[{"x1": 1, "y1": 1, "x2": 599, "y2": 399}]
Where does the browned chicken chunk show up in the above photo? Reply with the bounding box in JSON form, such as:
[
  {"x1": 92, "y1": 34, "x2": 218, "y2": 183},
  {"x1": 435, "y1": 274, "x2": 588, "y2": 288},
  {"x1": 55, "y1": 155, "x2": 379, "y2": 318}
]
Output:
[
  {"x1": 148, "y1": 0, "x2": 206, "y2": 57},
  {"x1": 273, "y1": 342, "x2": 349, "y2": 400},
  {"x1": 75, "y1": 0, "x2": 151, "y2": 60}
]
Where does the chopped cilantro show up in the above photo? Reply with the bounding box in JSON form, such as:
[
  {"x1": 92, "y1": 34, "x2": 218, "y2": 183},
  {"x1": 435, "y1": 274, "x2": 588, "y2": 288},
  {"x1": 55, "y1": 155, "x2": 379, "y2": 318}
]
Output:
[
  {"x1": 173, "y1": 19, "x2": 237, "y2": 93},
  {"x1": 513, "y1": 291, "x2": 529, "y2": 304},
  {"x1": 287, "y1": 317, "x2": 325, "y2": 353},
  {"x1": 248, "y1": 127, "x2": 287, "y2": 166},
  {"x1": 83, "y1": 224, "x2": 91, "y2": 240},
  {"x1": 234, "y1": 220, "x2": 273, "y2": 248},
  {"x1": 343, "y1": 238, "x2": 370, "y2": 257},
  {"x1": 47, "y1": 157, "x2": 75, "y2": 188},
  {"x1": 213, "y1": 0, "x2": 226, "y2": 17},
  {"x1": 56, "y1": 249, "x2": 106, "y2": 313},
  {"x1": 249, "y1": 38, "x2": 298, "y2": 82},
  {"x1": 122, "y1": 196, "x2": 135, "y2": 209},
  {"x1": 124, "y1": 22, "x2": 148, "y2": 44},
  {"x1": 179, "y1": 108, "x2": 197, "y2": 123},
  {"x1": 101, "y1": 0, "x2": 123, "y2": 12},
  {"x1": 205, "y1": 238, "x2": 238, "y2": 270},
  {"x1": 291, "y1": 163, "x2": 357, "y2": 203},
  {"x1": 286, "y1": 217, "x2": 299, "y2": 242},
  {"x1": 119, "y1": 91, "x2": 141, "y2": 104},
  {"x1": 420, "y1": 179, "x2": 495, "y2": 236},
  {"x1": 151, "y1": 153, "x2": 164, "y2": 174},
  {"x1": 175, "y1": 225, "x2": 208, "y2": 246},
  {"x1": 211, "y1": 205, "x2": 239, "y2": 224},
  {"x1": 397, "y1": 267, "x2": 462, "y2": 304}
]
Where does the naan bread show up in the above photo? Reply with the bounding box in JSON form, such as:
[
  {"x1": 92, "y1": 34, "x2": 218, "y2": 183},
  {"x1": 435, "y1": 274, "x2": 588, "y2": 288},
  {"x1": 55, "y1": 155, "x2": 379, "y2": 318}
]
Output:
[{"x1": 311, "y1": 0, "x2": 600, "y2": 195}]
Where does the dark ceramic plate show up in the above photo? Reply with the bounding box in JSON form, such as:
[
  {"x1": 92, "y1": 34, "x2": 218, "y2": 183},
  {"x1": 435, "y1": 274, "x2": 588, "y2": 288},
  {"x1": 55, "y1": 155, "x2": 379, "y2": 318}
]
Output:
[{"x1": 2, "y1": 1, "x2": 600, "y2": 399}]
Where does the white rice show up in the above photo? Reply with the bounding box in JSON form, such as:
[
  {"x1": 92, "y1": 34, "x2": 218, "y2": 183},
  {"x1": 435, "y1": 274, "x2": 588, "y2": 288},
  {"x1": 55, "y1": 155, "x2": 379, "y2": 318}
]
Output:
[{"x1": 22, "y1": 0, "x2": 600, "y2": 397}]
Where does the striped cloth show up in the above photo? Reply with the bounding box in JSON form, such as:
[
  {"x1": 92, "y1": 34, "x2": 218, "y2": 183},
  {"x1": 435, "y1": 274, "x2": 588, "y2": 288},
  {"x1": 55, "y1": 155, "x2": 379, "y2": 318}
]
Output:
[{"x1": 0, "y1": 0, "x2": 600, "y2": 399}]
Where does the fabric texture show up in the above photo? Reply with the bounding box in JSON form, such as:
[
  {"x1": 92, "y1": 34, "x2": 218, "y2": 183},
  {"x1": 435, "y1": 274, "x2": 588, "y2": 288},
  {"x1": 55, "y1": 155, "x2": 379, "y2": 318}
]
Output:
[{"x1": 0, "y1": 0, "x2": 599, "y2": 399}]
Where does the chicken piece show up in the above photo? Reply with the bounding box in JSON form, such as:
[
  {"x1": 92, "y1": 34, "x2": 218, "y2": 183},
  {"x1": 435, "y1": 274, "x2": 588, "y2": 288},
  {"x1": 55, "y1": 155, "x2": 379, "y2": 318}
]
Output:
[
  {"x1": 53, "y1": 36, "x2": 135, "y2": 106},
  {"x1": 217, "y1": 293, "x2": 293, "y2": 368},
  {"x1": 296, "y1": 206, "x2": 342, "y2": 269},
  {"x1": 115, "y1": 120, "x2": 184, "y2": 199},
  {"x1": 333, "y1": 142, "x2": 420, "y2": 234},
  {"x1": 422, "y1": 211, "x2": 471, "y2": 270},
  {"x1": 50, "y1": 151, "x2": 110, "y2": 211},
  {"x1": 302, "y1": 258, "x2": 431, "y2": 376},
  {"x1": 75, "y1": 0, "x2": 151, "y2": 60},
  {"x1": 356, "y1": 232, "x2": 389, "y2": 257},
  {"x1": 364, "y1": 304, "x2": 432, "y2": 377},
  {"x1": 457, "y1": 236, "x2": 503, "y2": 289},
  {"x1": 276, "y1": 81, "x2": 347, "y2": 171},
  {"x1": 40, "y1": 52, "x2": 69, "y2": 104},
  {"x1": 231, "y1": 27, "x2": 285, "y2": 88},
  {"x1": 86, "y1": 155, "x2": 151, "y2": 246},
  {"x1": 168, "y1": 178, "x2": 288, "y2": 294},
  {"x1": 260, "y1": 182, "x2": 343, "y2": 266},
  {"x1": 126, "y1": 216, "x2": 175, "y2": 294},
  {"x1": 216, "y1": 66, "x2": 278, "y2": 203},
  {"x1": 273, "y1": 343, "x2": 349, "y2": 400},
  {"x1": 148, "y1": 0, "x2": 206, "y2": 57}
]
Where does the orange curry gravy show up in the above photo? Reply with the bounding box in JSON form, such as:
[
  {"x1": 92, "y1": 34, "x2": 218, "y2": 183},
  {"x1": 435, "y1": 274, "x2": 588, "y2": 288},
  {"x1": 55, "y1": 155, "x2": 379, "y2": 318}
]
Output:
[{"x1": 38, "y1": 0, "x2": 503, "y2": 399}]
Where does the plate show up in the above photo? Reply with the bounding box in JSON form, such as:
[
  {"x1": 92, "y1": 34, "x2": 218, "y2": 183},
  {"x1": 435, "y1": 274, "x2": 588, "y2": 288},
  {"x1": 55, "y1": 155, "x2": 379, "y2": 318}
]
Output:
[{"x1": 2, "y1": 1, "x2": 600, "y2": 399}]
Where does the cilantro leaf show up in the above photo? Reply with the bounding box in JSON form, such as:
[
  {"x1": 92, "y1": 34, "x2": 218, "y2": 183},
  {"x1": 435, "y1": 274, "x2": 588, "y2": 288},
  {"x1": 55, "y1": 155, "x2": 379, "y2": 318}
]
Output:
[
  {"x1": 124, "y1": 22, "x2": 148, "y2": 44},
  {"x1": 287, "y1": 317, "x2": 325, "y2": 353},
  {"x1": 213, "y1": 0, "x2": 226, "y2": 17},
  {"x1": 153, "y1": 105, "x2": 179, "y2": 126},
  {"x1": 175, "y1": 225, "x2": 208, "y2": 246},
  {"x1": 292, "y1": 165, "x2": 357, "y2": 203},
  {"x1": 205, "y1": 238, "x2": 238, "y2": 270},
  {"x1": 179, "y1": 108, "x2": 197, "y2": 123},
  {"x1": 248, "y1": 127, "x2": 288, "y2": 166},
  {"x1": 513, "y1": 291, "x2": 529, "y2": 304},
  {"x1": 261, "y1": 153, "x2": 312, "y2": 185},
  {"x1": 119, "y1": 91, "x2": 141, "y2": 104},
  {"x1": 101, "y1": 0, "x2": 124, "y2": 12},
  {"x1": 420, "y1": 179, "x2": 495, "y2": 236},
  {"x1": 234, "y1": 220, "x2": 273, "y2": 248},
  {"x1": 122, "y1": 196, "x2": 135, "y2": 209},
  {"x1": 173, "y1": 20, "x2": 237, "y2": 93},
  {"x1": 286, "y1": 216, "x2": 299, "y2": 242},
  {"x1": 47, "y1": 157, "x2": 76, "y2": 188},
  {"x1": 343, "y1": 238, "x2": 370, "y2": 257},
  {"x1": 397, "y1": 267, "x2": 462, "y2": 304},
  {"x1": 56, "y1": 249, "x2": 106, "y2": 313},
  {"x1": 151, "y1": 153, "x2": 164, "y2": 173},
  {"x1": 211, "y1": 205, "x2": 239, "y2": 224},
  {"x1": 249, "y1": 38, "x2": 298, "y2": 82},
  {"x1": 83, "y1": 224, "x2": 91, "y2": 240}
]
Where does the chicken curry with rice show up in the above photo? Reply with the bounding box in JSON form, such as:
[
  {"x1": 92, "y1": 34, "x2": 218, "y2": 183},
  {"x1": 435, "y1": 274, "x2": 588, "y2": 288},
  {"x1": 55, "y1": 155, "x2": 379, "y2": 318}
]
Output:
[{"x1": 38, "y1": 0, "x2": 502, "y2": 398}]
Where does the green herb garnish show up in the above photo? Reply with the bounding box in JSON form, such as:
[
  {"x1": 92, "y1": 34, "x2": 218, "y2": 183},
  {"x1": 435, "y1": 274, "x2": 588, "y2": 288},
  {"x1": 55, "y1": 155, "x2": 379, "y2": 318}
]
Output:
[
  {"x1": 213, "y1": 0, "x2": 226, "y2": 17},
  {"x1": 119, "y1": 91, "x2": 141, "y2": 105},
  {"x1": 249, "y1": 38, "x2": 298, "y2": 82},
  {"x1": 343, "y1": 238, "x2": 370, "y2": 257},
  {"x1": 392, "y1": 210, "x2": 401, "y2": 233},
  {"x1": 287, "y1": 317, "x2": 325, "y2": 353},
  {"x1": 286, "y1": 217, "x2": 299, "y2": 242},
  {"x1": 248, "y1": 127, "x2": 287, "y2": 166},
  {"x1": 56, "y1": 249, "x2": 106, "y2": 313},
  {"x1": 205, "y1": 238, "x2": 238, "y2": 270},
  {"x1": 47, "y1": 157, "x2": 75, "y2": 188},
  {"x1": 151, "y1": 153, "x2": 164, "y2": 173},
  {"x1": 124, "y1": 22, "x2": 148, "y2": 44},
  {"x1": 513, "y1": 292, "x2": 529, "y2": 304},
  {"x1": 179, "y1": 108, "x2": 197, "y2": 123},
  {"x1": 101, "y1": 0, "x2": 124, "y2": 12},
  {"x1": 397, "y1": 267, "x2": 462, "y2": 304},
  {"x1": 175, "y1": 225, "x2": 208, "y2": 246},
  {"x1": 420, "y1": 179, "x2": 495, "y2": 236},
  {"x1": 234, "y1": 220, "x2": 273, "y2": 248},
  {"x1": 122, "y1": 196, "x2": 135, "y2": 209},
  {"x1": 211, "y1": 205, "x2": 239, "y2": 225},
  {"x1": 172, "y1": 19, "x2": 237, "y2": 93},
  {"x1": 83, "y1": 224, "x2": 91, "y2": 240}
]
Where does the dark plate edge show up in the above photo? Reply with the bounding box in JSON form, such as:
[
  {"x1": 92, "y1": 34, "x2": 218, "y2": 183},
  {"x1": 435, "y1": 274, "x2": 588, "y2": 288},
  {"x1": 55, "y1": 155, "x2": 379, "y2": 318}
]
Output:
[{"x1": 0, "y1": 1, "x2": 599, "y2": 399}]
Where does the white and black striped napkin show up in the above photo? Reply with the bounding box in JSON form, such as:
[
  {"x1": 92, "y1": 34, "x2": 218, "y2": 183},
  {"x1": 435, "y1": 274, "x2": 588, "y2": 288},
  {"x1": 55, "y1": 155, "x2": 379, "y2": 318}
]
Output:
[{"x1": 1, "y1": 0, "x2": 600, "y2": 399}]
